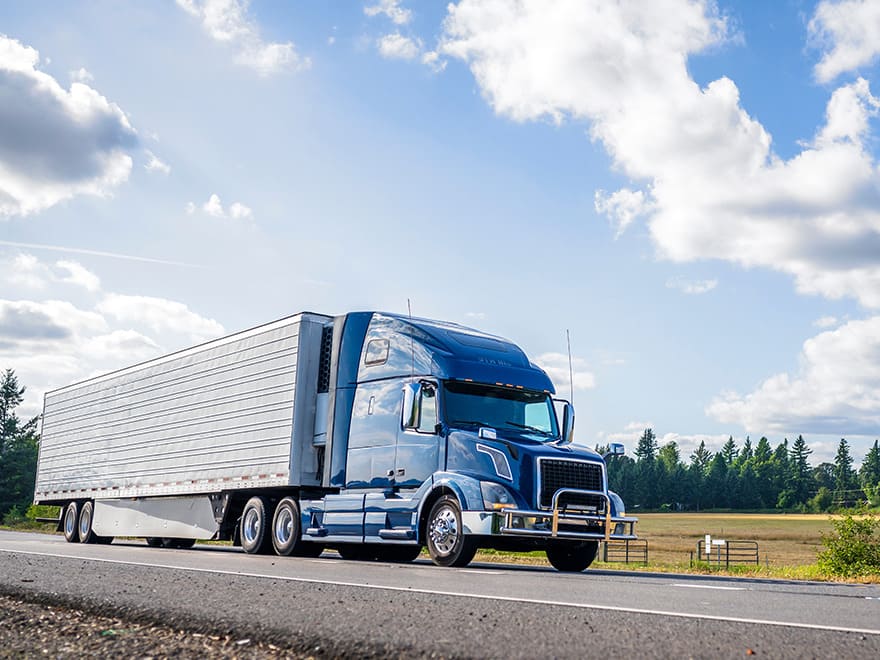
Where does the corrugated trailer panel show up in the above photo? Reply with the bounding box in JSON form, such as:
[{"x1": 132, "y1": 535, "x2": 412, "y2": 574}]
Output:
[{"x1": 35, "y1": 313, "x2": 331, "y2": 501}]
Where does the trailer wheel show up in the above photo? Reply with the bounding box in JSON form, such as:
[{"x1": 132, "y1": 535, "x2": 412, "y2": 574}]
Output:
[
  {"x1": 426, "y1": 496, "x2": 477, "y2": 568},
  {"x1": 161, "y1": 538, "x2": 196, "y2": 549},
  {"x1": 145, "y1": 537, "x2": 163, "y2": 548},
  {"x1": 63, "y1": 502, "x2": 79, "y2": 543},
  {"x1": 240, "y1": 496, "x2": 272, "y2": 555},
  {"x1": 545, "y1": 540, "x2": 599, "y2": 572},
  {"x1": 77, "y1": 501, "x2": 97, "y2": 544}
]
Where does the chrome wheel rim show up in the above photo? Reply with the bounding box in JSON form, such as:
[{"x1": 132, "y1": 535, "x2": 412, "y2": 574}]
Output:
[
  {"x1": 274, "y1": 507, "x2": 293, "y2": 545},
  {"x1": 429, "y1": 505, "x2": 459, "y2": 556},
  {"x1": 243, "y1": 508, "x2": 261, "y2": 544},
  {"x1": 78, "y1": 505, "x2": 91, "y2": 538},
  {"x1": 65, "y1": 506, "x2": 76, "y2": 537}
]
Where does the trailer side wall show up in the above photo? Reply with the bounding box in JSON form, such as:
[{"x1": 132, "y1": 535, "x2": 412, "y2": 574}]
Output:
[{"x1": 35, "y1": 313, "x2": 330, "y2": 502}]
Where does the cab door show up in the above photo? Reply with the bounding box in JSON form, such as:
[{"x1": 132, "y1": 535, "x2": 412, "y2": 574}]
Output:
[{"x1": 395, "y1": 381, "x2": 441, "y2": 488}]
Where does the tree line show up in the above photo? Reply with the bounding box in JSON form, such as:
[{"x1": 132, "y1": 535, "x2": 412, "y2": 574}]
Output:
[
  {"x1": 602, "y1": 429, "x2": 880, "y2": 512},
  {"x1": 0, "y1": 370, "x2": 39, "y2": 520}
]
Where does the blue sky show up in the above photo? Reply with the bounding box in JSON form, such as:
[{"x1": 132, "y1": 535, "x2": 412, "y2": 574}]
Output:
[{"x1": 2, "y1": 0, "x2": 879, "y2": 465}]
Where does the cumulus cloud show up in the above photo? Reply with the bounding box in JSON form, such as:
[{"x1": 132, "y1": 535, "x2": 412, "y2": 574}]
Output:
[
  {"x1": 69, "y1": 67, "x2": 93, "y2": 83},
  {"x1": 97, "y1": 293, "x2": 224, "y2": 343},
  {"x1": 666, "y1": 277, "x2": 718, "y2": 295},
  {"x1": 144, "y1": 150, "x2": 171, "y2": 175},
  {"x1": 0, "y1": 253, "x2": 224, "y2": 417},
  {"x1": 377, "y1": 33, "x2": 421, "y2": 60},
  {"x1": 365, "y1": 1, "x2": 413, "y2": 25},
  {"x1": 176, "y1": 0, "x2": 309, "y2": 76},
  {"x1": 594, "y1": 188, "x2": 652, "y2": 237},
  {"x1": 190, "y1": 193, "x2": 253, "y2": 220},
  {"x1": 707, "y1": 316, "x2": 880, "y2": 436},
  {"x1": 439, "y1": 1, "x2": 880, "y2": 312},
  {"x1": 810, "y1": 0, "x2": 880, "y2": 83},
  {"x1": 0, "y1": 35, "x2": 137, "y2": 217},
  {"x1": 5, "y1": 254, "x2": 101, "y2": 293},
  {"x1": 534, "y1": 352, "x2": 596, "y2": 395}
]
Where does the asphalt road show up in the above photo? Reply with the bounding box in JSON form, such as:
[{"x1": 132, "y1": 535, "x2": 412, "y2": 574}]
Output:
[{"x1": 1, "y1": 530, "x2": 879, "y2": 658}]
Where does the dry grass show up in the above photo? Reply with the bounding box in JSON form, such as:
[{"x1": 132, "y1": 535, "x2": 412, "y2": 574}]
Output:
[{"x1": 631, "y1": 512, "x2": 835, "y2": 567}]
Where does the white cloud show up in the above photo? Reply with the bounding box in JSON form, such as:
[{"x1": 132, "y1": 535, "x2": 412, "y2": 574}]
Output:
[
  {"x1": 191, "y1": 193, "x2": 253, "y2": 220},
  {"x1": 365, "y1": 1, "x2": 413, "y2": 26},
  {"x1": 421, "y1": 50, "x2": 447, "y2": 73},
  {"x1": 3, "y1": 254, "x2": 101, "y2": 293},
  {"x1": 594, "y1": 188, "x2": 652, "y2": 237},
  {"x1": 0, "y1": 254, "x2": 225, "y2": 418},
  {"x1": 707, "y1": 316, "x2": 880, "y2": 436},
  {"x1": 98, "y1": 293, "x2": 224, "y2": 342},
  {"x1": 0, "y1": 35, "x2": 137, "y2": 217},
  {"x1": 813, "y1": 315, "x2": 839, "y2": 328},
  {"x1": 144, "y1": 150, "x2": 171, "y2": 175},
  {"x1": 69, "y1": 67, "x2": 93, "y2": 83},
  {"x1": 176, "y1": 0, "x2": 309, "y2": 76},
  {"x1": 534, "y1": 352, "x2": 596, "y2": 395},
  {"x1": 666, "y1": 277, "x2": 718, "y2": 295},
  {"x1": 55, "y1": 260, "x2": 101, "y2": 292},
  {"x1": 439, "y1": 1, "x2": 880, "y2": 311},
  {"x1": 377, "y1": 33, "x2": 421, "y2": 60},
  {"x1": 810, "y1": 0, "x2": 880, "y2": 83}
]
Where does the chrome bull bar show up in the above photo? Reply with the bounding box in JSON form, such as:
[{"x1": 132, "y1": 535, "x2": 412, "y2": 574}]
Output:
[{"x1": 497, "y1": 488, "x2": 637, "y2": 541}]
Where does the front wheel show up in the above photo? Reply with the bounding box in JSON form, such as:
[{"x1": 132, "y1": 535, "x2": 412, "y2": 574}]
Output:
[
  {"x1": 545, "y1": 540, "x2": 599, "y2": 572},
  {"x1": 426, "y1": 496, "x2": 477, "y2": 568}
]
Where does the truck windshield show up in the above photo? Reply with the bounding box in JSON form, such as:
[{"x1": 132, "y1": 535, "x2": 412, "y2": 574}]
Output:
[{"x1": 443, "y1": 381, "x2": 559, "y2": 440}]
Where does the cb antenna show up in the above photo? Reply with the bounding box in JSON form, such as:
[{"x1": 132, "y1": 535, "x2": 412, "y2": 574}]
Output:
[
  {"x1": 566, "y1": 329, "x2": 574, "y2": 405},
  {"x1": 407, "y1": 298, "x2": 415, "y2": 381}
]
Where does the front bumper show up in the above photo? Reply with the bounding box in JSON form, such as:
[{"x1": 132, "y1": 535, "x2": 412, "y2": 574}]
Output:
[{"x1": 462, "y1": 489, "x2": 637, "y2": 541}]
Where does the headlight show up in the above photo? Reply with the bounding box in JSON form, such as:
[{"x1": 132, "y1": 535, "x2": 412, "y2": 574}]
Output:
[
  {"x1": 476, "y1": 443, "x2": 513, "y2": 480},
  {"x1": 480, "y1": 481, "x2": 517, "y2": 510}
]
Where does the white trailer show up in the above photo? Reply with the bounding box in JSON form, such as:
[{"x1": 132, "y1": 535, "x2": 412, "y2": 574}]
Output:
[{"x1": 35, "y1": 312, "x2": 331, "y2": 544}]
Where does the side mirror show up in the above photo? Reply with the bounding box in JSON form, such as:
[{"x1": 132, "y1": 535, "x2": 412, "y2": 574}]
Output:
[
  {"x1": 603, "y1": 443, "x2": 625, "y2": 459},
  {"x1": 402, "y1": 382, "x2": 421, "y2": 429},
  {"x1": 560, "y1": 402, "x2": 575, "y2": 445}
]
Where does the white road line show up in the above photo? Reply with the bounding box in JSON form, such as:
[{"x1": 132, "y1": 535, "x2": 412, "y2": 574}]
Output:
[
  {"x1": 672, "y1": 584, "x2": 747, "y2": 591},
  {"x1": 460, "y1": 569, "x2": 503, "y2": 575},
  {"x1": 2, "y1": 548, "x2": 879, "y2": 636}
]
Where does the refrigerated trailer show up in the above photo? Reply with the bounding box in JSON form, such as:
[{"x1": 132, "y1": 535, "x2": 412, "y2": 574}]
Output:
[{"x1": 35, "y1": 311, "x2": 636, "y2": 570}]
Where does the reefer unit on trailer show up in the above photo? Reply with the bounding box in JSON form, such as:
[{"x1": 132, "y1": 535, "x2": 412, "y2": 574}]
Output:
[{"x1": 36, "y1": 311, "x2": 636, "y2": 571}]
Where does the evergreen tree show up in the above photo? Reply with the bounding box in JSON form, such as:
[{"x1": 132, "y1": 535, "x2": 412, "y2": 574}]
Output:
[
  {"x1": 859, "y1": 440, "x2": 880, "y2": 490},
  {"x1": 0, "y1": 370, "x2": 40, "y2": 517},
  {"x1": 635, "y1": 428, "x2": 658, "y2": 461},
  {"x1": 771, "y1": 439, "x2": 791, "y2": 508},
  {"x1": 786, "y1": 435, "x2": 813, "y2": 507},
  {"x1": 689, "y1": 440, "x2": 712, "y2": 474},
  {"x1": 833, "y1": 438, "x2": 858, "y2": 505},
  {"x1": 721, "y1": 436, "x2": 738, "y2": 466},
  {"x1": 704, "y1": 453, "x2": 729, "y2": 508},
  {"x1": 733, "y1": 436, "x2": 753, "y2": 472}
]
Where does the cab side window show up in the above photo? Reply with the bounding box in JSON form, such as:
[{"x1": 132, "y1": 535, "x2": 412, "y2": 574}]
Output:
[{"x1": 417, "y1": 385, "x2": 437, "y2": 434}]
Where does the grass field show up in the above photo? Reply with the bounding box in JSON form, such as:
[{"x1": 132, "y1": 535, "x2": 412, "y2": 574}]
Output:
[{"x1": 630, "y1": 512, "x2": 834, "y2": 568}]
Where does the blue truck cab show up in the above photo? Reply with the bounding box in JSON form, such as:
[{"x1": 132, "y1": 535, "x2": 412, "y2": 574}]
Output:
[{"x1": 296, "y1": 312, "x2": 637, "y2": 571}]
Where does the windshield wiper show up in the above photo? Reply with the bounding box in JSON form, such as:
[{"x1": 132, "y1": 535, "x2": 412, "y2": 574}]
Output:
[
  {"x1": 504, "y1": 420, "x2": 554, "y2": 437},
  {"x1": 448, "y1": 419, "x2": 493, "y2": 428}
]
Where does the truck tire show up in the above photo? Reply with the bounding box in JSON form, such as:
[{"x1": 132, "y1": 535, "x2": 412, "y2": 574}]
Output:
[
  {"x1": 240, "y1": 496, "x2": 273, "y2": 555},
  {"x1": 161, "y1": 538, "x2": 196, "y2": 549},
  {"x1": 271, "y1": 497, "x2": 317, "y2": 556},
  {"x1": 545, "y1": 540, "x2": 599, "y2": 572},
  {"x1": 77, "y1": 501, "x2": 98, "y2": 544},
  {"x1": 145, "y1": 537, "x2": 163, "y2": 548},
  {"x1": 426, "y1": 496, "x2": 477, "y2": 568},
  {"x1": 63, "y1": 502, "x2": 79, "y2": 543}
]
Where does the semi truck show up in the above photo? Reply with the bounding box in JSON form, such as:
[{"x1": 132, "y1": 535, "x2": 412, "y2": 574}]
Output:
[{"x1": 34, "y1": 311, "x2": 636, "y2": 571}]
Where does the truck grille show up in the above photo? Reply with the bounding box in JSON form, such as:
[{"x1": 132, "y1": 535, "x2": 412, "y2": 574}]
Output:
[{"x1": 538, "y1": 459, "x2": 604, "y2": 511}]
